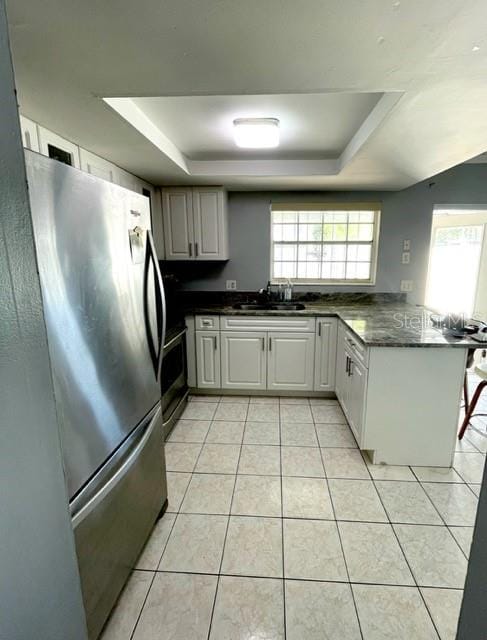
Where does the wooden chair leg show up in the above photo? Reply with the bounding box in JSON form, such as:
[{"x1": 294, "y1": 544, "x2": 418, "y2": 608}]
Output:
[
  {"x1": 458, "y1": 380, "x2": 487, "y2": 440},
  {"x1": 463, "y1": 373, "x2": 469, "y2": 412}
]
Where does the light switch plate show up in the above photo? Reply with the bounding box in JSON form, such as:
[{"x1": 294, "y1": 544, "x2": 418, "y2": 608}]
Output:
[
  {"x1": 402, "y1": 251, "x2": 410, "y2": 264},
  {"x1": 403, "y1": 239, "x2": 410, "y2": 251},
  {"x1": 400, "y1": 280, "x2": 413, "y2": 292},
  {"x1": 226, "y1": 280, "x2": 237, "y2": 290}
]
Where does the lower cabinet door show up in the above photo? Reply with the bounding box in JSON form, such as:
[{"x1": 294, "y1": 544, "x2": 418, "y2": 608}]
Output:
[
  {"x1": 349, "y1": 356, "x2": 368, "y2": 445},
  {"x1": 314, "y1": 318, "x2": 337, "y2": 391},
  {"x1": 196, "y1": 331, "x2": 221, "y2": 388},
  {"x1": 267, "y1": 332, "x2": 315, "y2": 391},
  {"x1": 220, "y1": 331, "x2": 267, "y2": 390}
]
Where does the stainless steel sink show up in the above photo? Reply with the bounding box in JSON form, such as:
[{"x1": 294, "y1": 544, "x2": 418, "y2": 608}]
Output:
[
  {"x1": 271, "y1": 303, "x2": 305, "y2": 311},
  {"x1": 232, "y1": 303, "x2": 306, "y2": 311}
]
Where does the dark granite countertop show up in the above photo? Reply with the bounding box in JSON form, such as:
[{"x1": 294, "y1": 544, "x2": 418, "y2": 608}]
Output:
[{"x1": 184, "y1": 302, "x2": 485, "y2": 348}]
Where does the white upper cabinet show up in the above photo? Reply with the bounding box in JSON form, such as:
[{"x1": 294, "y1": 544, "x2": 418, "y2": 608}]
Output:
[
  {"x1": 162, "y1": 189, "x2": 194, "y2": 259},
  {"x1": 19, "y1": 116, "x2": 39, "y2": 152},
  {"x1": 79, "y1": 148, "x2": 116, "y2": 182},
  {"x1": 162, "y1": 187, "x2": 228, "y2": 261},
  {"x1": 314, "y1": 318, "x2": 337, "y2": 392},
  {"x1": 37, "y1": 125, "x2": 80, "y2": 168},
  {"x1": 267, "y1": 332, "x2": 315, "y2": 391},
  {"x1": 192, "y1": 188, "x2": 229, "y2": 260}
]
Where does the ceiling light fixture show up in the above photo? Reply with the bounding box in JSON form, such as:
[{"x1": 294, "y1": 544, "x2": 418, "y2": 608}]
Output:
[{"x1": 233, "y1": 118, "x2": 280, "y2": 148}]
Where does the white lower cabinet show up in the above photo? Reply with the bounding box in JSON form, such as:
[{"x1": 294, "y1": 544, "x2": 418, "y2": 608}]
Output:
[
  {"x1": 221, "y1": 332, "x2": 266, "y2": 390},
  {"x1": 314, "y1": 318, "x2": 337, "y2": 391},
  {"x1": 348, "y1": 355, "x2": 367, "y2": 442},
  {"x1": 191, "y1": 315, "x2": 322, "y2": 393},
  {"x1": 195, "y1": 331, "x2": 220, "y2": 389},
  {"x1": 335, "y1": 323, "x2": 368, "y2": 445},
  {"x1": 267, "y1": 332, "x2": 315, "y2": 391}
]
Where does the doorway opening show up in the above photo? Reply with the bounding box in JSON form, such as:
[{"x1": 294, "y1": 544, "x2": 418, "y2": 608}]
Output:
[{"x1": 425, "y1": 207, "x2": 487, "y2": 319}]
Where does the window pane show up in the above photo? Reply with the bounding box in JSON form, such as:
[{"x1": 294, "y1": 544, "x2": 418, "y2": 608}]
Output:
[
  {"x1": 331, "y1": 262, "x2": 346, "y2": 279},
  {"x1": 273, "y1": 211, "x2": 297, "y2": 223},
  {"x1": 297, "y1": 262, "x2": 320, "y2": 279},
  {"x1": 298, "y1": 212, "x2": 322, "y2": 223},
  {"x1": 347, "y1": 244, "x2": 372, "y2": 261},
  {"x1": 331, "y1": 244, "x2": 347, "y2": 261},
  {"x1": 323, "y1": 212, "x2": 347, "y2": 224},
  {"x1": 356, "y1": 262, "x2": 371, "y2": 279},
  {"x1": 321, "y1": 262, "x2": 332, "y2": 279},
  {"x1": 273, "y1": 224, "x2": 283, "y2": 241},
  {"x1": 282, "y1": 224, "x2": 298, "y2": 241},
  {"x1": 274, "y1": 243, "x2": 297, "y2": 261},
  {"x1": 359, "y1": 211, "x2": 375, "y2": 223},
  {"x1": 346, "y1": 262, "x2": 358, "y2": 279},
  {"x1": 280, "y1": 262, "x2": 297, "y2": 278},
  {"x1": 348, "y1": 211, "x2": 375, "y2": 223},
  {"x1": 348, "y1": 224, "x2": 359, "y2": 240},
  {"x1": 299, "y1": 224, "x2": 323, "y2": 241},
  {"x1": 298, "y1": 244, "x2": 321, "y2": 262},
  {"x1": 358, "y1": 224, "x2": 374, "y2": 241}
]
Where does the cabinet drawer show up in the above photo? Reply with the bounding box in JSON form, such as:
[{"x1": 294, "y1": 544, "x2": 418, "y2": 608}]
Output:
[
  {"x1": 221, "y1": 315, "x2": 316, "y2": 333},
  {"x1": 343, "y1": 327, "x2": 368, "y2": 368},
  {"x1": 196, "y1": 315, "x2": 220, "y2": 331}
]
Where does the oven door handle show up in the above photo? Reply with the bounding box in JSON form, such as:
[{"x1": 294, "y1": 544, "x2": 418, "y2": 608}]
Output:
[{"x1": 163, "y1": 327, "x2": 188, "y2": 354}]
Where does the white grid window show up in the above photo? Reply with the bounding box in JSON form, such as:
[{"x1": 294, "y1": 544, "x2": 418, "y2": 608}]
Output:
[{"x1": 271, "y1": 207, "x2": 380, "y2": 284}]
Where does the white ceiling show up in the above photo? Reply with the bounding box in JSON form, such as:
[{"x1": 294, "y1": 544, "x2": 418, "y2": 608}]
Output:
[
  {"x1": 6, "y1": 0, "x2": 487, "y2": 189},
  {"x1": 131, "y1": 93, "x2": 382, "y2": 159}
]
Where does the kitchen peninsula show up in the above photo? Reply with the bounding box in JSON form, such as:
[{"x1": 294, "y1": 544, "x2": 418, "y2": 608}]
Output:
[{"x1": 184, "y1": 296, "x2": 480, "y2": 467}]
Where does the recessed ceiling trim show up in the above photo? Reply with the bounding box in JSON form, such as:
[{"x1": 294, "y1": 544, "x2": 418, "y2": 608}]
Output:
[
  {"x1": 187, "y1": 158, "x2": 338, "y2": 177},
  {"x1": 338, "y1": 92, "x2": 403, "y2": 170},
  {"x1": 104, "y1": 91, "x2": 401, "y2": 178},
  {"x1": 103, "y1": 97, "x2": 189, "y2": 174}
]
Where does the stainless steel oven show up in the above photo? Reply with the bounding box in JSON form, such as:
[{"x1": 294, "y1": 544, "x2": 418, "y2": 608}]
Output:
[{"x1": 161, "y1": 324, "x2": 189, "y2": 439}]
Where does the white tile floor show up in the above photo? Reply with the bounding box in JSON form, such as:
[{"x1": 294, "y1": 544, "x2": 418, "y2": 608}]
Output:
[{"x1": 101, "y1": 387, "x2": 486, "y2": 640}]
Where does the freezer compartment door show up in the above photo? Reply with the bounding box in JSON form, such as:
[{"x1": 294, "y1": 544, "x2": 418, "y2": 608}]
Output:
[{"x1": 72, "y1": 404, "x2": 166, "y2": 640}]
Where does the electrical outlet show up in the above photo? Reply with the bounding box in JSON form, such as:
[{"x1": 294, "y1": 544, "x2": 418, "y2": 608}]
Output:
[
  {"x1": 402, "y1": 251, "x2": 410, "y2": 264},
  {"x1": 403, "y1": 239, "x2": 411, "y2": 251},
  {"x1": 400, "y1": 280, "x2": 413, "y2": 292},
  {"x1": 226, "y1": 280, "x2": 237, "y2": 290}
]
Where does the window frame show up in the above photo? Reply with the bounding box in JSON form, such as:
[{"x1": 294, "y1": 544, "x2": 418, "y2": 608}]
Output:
[{"x1": 269, "y1": 203, "x2": 381, "y2": 285}]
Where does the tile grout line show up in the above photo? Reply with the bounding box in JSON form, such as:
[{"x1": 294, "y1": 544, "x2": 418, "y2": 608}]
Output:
[
  {"x1": 370, "y1": 475, "x2": 442, "y2": 640},
  {"x1": 143, "y1": 567, "x2": 468, "y2": 591},
  {"x1": 408, "y1": 467, "x2": 472, "y2": 561},
  {"x1": 128, "y1": 498, "x2": 182, "y2": 640},
  {"x1": 205, "y1": 396, "x2": 248, "y2": 640},
  {"x1": 278, "y1": 404, "x2": 288, "y2": 640},
  {"x1": 312, "y1": 412, "x2": 365, "y2": 640}
]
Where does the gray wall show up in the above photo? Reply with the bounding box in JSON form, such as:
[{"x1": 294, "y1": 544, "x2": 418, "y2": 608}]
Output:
[
  {"x1": 0, "y1": 3, "x2": 88, "y2": 638},
  {"x1": 170, "y1": 163, "x2": 487, "y2": 305}
]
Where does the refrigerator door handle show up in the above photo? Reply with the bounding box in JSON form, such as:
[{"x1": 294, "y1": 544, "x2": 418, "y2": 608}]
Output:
[
  {"x1": 71, "y1": 406, "x2": 161, "y2": 528},
  {"x1": 143, "y1": 230, "x2": 166, "y2": 381}
]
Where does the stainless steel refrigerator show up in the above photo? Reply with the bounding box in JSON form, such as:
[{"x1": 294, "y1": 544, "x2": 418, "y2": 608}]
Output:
[{"x1": 25, "y1": 151, "x2": 167, "y2": 639}]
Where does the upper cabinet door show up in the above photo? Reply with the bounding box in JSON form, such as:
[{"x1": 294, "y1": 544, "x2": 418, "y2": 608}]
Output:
[
  {"x1": 19, "y1": 115, "x2": 39, "y2": 152},
  {"x1": 162, "y1": 189, "x2": 194, "y2": 260},
  {"x1": 79, "y1": 148, "x2": 116, "y2": 182},
  {"x1": 267, "y1": 332, "x2": 315, "y2": 391},
  {"x1": 314, "y1": 318, "x2": 338, "y2": 391},
  {"x1": 37, "y1": 125, "x2": 80, "y2": 168},
  {"x1": 192, "y1": 188, "x2": 229, "y2": 260}
]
